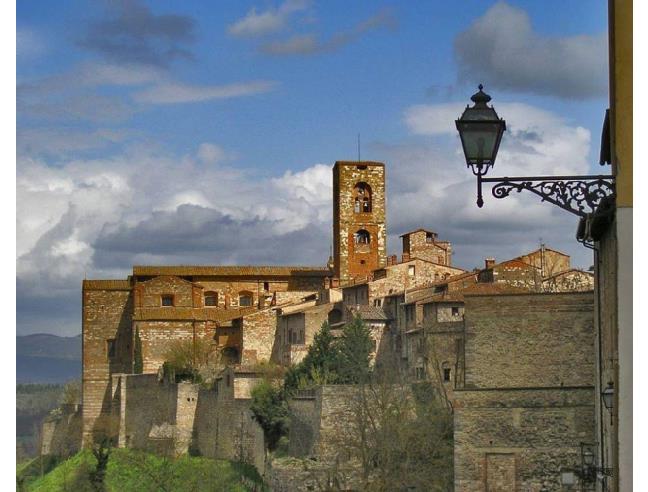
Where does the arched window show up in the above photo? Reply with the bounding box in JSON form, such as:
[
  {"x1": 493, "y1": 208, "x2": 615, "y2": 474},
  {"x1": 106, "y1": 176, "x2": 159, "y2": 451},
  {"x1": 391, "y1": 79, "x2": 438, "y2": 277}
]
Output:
[
  {"x1": 354, "y1": 229, "x2": 371, "y2": 245},
  {"x1": 328, "y1": 308, "x2": 343, "y2": 325},
  {"x1": 353, "y1": 182, "x2": 372, "y2": 213},
  {"x1": 239, "y1": 291, "x2": 253, "y2": 307},
  {"x1": 204, "y1": 291, "x2": 218, "y2": 307}
]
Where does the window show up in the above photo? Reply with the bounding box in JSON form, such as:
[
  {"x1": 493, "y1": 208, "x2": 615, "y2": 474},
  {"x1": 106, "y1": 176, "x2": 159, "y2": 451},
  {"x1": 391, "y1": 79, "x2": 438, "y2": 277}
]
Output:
[
  {"x1": 263, "y1": 281, "x2": 270, "y2": 291},
  {"x1": 452, "y1": 306, "x2": 460, "y2": 317},
  {"x1": 354, "y1": 229, "x2": 371, "y2": 245},
  {"x1": 373, "y1": 298, "x2": 382, "y2": 307},
  {"x1": 406, "y1": 305, "x2": 415, "y2": 322},
  {"x1": 408, "y1": 265, "x2": 415, "y2": 276},
  {"x1": 371, "y1": 339, "x2": 377, "y2": 352},
  {"x1": 353, "y1": 182, "x2": 372, "y2": 213},
  {"x1": 204, "y1": 291, "x2": 218, "y2": 307},
  {"x1": 107, "y1": 339, "x2": 116, "y2": 359},
  {"x1": 426, "y1": 232, "x2": 435, "y2": 243},
  {"x1": 415, "y1": 367, "x2": 425, "y2": 380},
  {"x1": 239, "y1": 292, "x2": 253, "y2": 307},
  {"x1": 443, "y1": 368, "x2": 452, "y2": 382},
  {"x1": 328, "y1": 309, "x2": 343, "y2": 325},
  {"x1": 161, "y1": 295, "x2": 174, "y2": 307}
]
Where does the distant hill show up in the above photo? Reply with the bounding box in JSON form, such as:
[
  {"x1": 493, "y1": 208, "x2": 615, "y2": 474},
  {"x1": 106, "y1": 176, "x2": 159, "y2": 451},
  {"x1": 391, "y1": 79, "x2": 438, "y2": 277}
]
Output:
[{"x1": 17, "y1": 334, "x2": 81, "y2": 384}]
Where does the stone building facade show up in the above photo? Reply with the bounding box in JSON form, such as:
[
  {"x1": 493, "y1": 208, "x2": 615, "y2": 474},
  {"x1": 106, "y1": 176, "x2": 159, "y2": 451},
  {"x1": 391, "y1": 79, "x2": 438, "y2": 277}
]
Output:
[
  {"x1": 82, "y1": 267, "x2": 330, "y2": 445},
  {"x1": 454, "y1": 292, "x2": 596, "y2": 491},
  {"x1": 77, "y1": 156, "x2": 600, "y2": 491}
]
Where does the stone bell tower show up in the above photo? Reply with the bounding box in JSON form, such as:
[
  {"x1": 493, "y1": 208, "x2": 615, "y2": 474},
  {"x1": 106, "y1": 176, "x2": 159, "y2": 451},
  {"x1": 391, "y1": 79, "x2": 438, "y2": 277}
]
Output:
[{"x1": 332, "y1": 161, "x2": 387, "y2": 282}]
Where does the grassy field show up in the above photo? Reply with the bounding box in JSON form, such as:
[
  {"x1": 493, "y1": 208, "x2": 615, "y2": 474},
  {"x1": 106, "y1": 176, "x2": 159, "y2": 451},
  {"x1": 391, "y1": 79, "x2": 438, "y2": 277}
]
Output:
[{"x1": 17, "y1": 449, "x2": 265, "y2": 492}]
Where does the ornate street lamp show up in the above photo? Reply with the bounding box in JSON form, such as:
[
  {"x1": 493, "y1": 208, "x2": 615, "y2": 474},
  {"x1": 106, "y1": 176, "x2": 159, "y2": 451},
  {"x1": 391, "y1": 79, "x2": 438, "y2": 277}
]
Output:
[
  {"x1": 455, "y1": 84, "x2": 506, "y2": 207},
  {"x1": 456, "y1": 85, "x2": 615, "y2": 217}
]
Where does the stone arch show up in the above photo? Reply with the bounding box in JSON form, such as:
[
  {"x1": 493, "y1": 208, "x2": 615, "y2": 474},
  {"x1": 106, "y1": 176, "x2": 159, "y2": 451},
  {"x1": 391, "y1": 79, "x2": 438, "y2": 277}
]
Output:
[
  {"x1": 328, "y1": 308, "x2": 343, "y2": 325},
  {"x1": 353, "y1": 182, "x2": 372, "y2": 213},
  {"x1": 354, "y1": 229, "x2": 371, "y2": 245}
]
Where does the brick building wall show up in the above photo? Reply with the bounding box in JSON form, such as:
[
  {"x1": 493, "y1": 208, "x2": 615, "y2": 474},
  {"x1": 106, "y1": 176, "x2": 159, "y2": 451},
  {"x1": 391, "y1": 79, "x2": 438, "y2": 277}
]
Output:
[{"x1": 333, "y1": 161, "x2": 386, "y2": 282}]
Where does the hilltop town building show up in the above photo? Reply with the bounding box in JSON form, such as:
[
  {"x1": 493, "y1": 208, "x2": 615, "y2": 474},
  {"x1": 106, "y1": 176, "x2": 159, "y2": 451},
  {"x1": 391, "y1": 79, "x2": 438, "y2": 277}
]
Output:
[{"x1": 75, "y1": 159, "x2": 598, "y2": 490}]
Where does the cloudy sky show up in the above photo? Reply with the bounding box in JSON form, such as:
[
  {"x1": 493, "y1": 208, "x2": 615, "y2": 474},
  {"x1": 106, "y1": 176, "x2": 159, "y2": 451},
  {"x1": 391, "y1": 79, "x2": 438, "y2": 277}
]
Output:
[{"x1": 17, "y1": 0, "x2": 609, "y2": 336}]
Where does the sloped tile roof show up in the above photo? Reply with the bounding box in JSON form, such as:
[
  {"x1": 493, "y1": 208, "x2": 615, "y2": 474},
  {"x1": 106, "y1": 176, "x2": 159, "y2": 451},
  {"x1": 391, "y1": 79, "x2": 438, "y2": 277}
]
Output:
[
  {"x1": 83, "y1": 280, "x2": 132, "y2": 290},
  {"x1": 132, "y1": 265, "x2": 331, "y2": 277},
  {"x1": 348, "y1": 305, "x2": 390, "y2": 320}
]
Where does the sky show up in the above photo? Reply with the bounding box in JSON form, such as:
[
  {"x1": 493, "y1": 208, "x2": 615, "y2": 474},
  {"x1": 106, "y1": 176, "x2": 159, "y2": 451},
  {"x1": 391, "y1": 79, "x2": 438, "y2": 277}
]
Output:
[{"x1": 16, "y1": 0, "x2": 610, "y2": 336}]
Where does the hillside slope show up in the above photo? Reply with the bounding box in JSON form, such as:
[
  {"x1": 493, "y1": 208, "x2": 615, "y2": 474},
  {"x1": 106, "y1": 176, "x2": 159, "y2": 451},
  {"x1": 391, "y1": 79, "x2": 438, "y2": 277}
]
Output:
[{"x1": 17, "y1": 449, "x2": 265, "y2": 492}]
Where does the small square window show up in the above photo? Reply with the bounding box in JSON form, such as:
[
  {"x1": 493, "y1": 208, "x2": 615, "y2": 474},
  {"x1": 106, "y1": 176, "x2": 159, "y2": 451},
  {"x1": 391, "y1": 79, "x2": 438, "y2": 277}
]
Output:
[
  {"x1": 161, "y1": 295, "x2": 174, "y2": 307},
  {"x1": 263, "y1": 282, "x2": 270, "y2": 291},
  {"x1": 452, "y1": 307, "x2": 460, "y2": 316},
  {"x1": 204, "y1": 293, "x2": 218, "y2": 306},
  {"x1": 408, "y1": 265, "x2": 415, "y2": 276},
  {"x1": 443, "y1": 368, "x2": 451, "y2": 382}
]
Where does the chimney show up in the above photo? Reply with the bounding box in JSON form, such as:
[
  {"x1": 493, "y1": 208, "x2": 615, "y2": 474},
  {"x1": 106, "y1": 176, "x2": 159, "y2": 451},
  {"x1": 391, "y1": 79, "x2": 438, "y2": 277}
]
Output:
[
  {"x1": 485, "y1": 257, "x2": 496, "y2": 269},
  {"x1": 386, "y1": 256, "x2": 393, "y2": 266},
  {"x1": 390, "y1": 254, "x2": 397, "y2": 265}
]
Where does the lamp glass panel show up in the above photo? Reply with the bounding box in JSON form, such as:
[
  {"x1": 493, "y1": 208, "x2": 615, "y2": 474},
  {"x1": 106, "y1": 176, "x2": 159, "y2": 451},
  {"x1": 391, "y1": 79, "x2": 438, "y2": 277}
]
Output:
[{"x1": 458, "y1": 122, "x2": 501, "y2": 163}]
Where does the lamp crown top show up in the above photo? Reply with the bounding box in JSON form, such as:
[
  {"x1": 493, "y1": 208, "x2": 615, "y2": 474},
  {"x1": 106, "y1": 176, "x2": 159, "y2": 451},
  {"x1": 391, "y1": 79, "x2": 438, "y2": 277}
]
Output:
[{"x1": 471, "y1": 84, "x2": 492, "y2": 105}]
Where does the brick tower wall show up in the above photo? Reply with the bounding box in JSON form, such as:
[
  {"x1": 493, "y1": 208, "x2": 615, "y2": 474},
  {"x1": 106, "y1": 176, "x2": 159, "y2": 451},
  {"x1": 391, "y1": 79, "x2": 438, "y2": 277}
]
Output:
[
  {"x1": 82, "y1": 281, "x2": 133, "y2": 446},
  {"x1": 333, "y1": 161, "x2": 386, "y2": 282}
]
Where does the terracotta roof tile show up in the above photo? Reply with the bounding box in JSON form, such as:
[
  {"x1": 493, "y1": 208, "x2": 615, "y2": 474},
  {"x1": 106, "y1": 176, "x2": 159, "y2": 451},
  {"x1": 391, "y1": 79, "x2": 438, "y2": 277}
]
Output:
[
  {"x1": 132, "y1": 265, "x2": 331, "y2": 277},
  {"x1": 83, "y1": 280, "x2": 132, "y2": 291},
  {"x1": 348, "y1": 305, "x2": 390, "y2": 320}
]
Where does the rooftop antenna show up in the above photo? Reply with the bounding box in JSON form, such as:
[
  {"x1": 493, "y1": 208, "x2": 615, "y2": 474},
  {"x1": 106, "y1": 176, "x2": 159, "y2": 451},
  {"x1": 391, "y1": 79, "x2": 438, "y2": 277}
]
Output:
[{"x1": 357, "y1": 133, "x2": 361, "y2": 161}]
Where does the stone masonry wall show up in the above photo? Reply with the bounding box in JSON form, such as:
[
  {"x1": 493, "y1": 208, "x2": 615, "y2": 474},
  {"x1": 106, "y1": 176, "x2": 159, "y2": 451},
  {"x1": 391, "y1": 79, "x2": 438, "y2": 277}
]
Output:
[
  {"x1": 454, "y1": 388, "x2": 595, "y2": 492},
  {"x1": 333, "y1": 162, "x2": 386, "y2": 282},
  {"x1": 112, "y1": 373, "x2": 264, "y2": 469},
  {"x1": 41, "y1": 404, "x2": 82, "y2": 457},
  {"x1": 241, "y1": 307, "x2": 278, "y2": 364},
  {"x1": 368, "y1": 259, "x2": 464, "y2": 301},
  {"x1": 82, "y1": 283, "x2": 133, "y2": 446},
  {"x1": 405, "y1": 230, "x2": 453, "y2": 265},
  {"x1": 544, "y1": 270, "x2": 594, "y2": 293},
  {"x1": 463, "y1": 292, "x2": 595, "y2": 389}
]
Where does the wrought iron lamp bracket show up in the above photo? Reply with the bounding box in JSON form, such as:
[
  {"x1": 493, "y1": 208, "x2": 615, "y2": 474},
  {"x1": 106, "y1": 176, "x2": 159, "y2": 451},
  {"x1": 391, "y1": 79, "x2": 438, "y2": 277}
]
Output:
[{"x1": 476, "y1": 174, "x2": 615, "y2": 217}]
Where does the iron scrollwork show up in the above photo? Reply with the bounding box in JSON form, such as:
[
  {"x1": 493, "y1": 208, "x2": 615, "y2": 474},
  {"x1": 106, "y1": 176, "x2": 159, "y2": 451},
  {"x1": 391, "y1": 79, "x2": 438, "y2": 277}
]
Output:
[{"x1": 482, "y1": 175, "x2": 615, "y2": 217}]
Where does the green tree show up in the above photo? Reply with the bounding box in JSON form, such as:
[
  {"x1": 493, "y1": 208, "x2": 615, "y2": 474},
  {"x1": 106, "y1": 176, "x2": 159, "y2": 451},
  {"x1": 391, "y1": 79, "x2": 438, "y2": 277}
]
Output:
[
  {"x1": 336, "y1": 315, "x2": 373, "y2": 384},
  {"x1": 285, "y1": 322, "x2": 340, "y2": 391},
  {"x1": 250, "y1": 380, "x2": 289, "y2": 451}
]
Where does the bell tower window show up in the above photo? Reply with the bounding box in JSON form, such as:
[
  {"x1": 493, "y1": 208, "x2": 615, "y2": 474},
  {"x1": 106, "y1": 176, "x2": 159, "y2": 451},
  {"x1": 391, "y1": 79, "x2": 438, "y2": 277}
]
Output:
[
  {"x1": 353, "y1": 182, "x2": 372, "y2": 213},
  {"x1": 355, "y1": 229, "x2": 371, "y2": 244}
]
